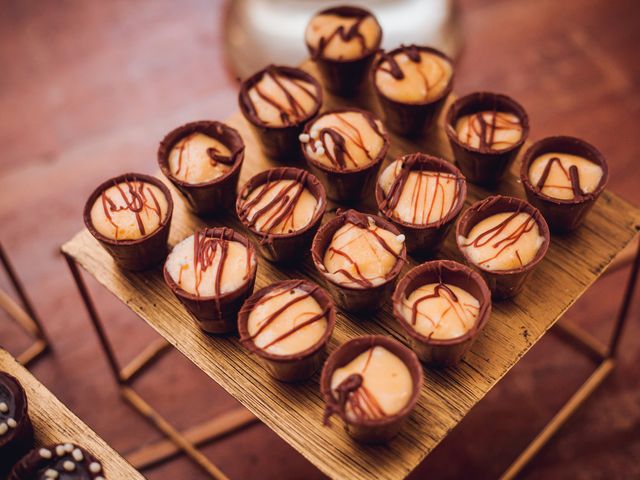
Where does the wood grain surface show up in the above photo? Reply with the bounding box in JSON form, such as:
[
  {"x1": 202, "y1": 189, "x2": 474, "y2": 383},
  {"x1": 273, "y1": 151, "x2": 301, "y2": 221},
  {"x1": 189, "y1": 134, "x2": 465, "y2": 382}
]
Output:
[
  {"x1": 0, "y1": 348, "x2": 145, "y2": 480},
  {"x1": 60, "y1": 61, "x2": 640, "y2": 480}
]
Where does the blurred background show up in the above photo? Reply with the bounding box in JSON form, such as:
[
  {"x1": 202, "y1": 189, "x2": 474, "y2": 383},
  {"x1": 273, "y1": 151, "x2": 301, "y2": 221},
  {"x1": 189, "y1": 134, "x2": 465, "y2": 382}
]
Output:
[{"x1": 1, "y1": 0, "x2": 639, "y2": 478}]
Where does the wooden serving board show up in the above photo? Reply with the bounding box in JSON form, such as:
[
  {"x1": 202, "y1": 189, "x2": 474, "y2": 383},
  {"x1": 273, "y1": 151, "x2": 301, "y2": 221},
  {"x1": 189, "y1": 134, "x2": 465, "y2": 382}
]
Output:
[
  {"x1": 61, "y1": 62, "x2": 640, "y2": 480},
  {"x1": 0, "y1": 349, "x2": 144, "y2": 480}
]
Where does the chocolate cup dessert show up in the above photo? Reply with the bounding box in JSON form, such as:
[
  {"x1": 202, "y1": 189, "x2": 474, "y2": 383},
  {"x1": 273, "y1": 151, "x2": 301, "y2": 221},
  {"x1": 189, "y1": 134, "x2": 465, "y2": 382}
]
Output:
[
  {"x1": 238, "y1": 279, "x2": 336, "y2": 382},
  {"x1": 372, "y1": 45, "x2": 454, "y2": 137},
  {"x1": 0, "y1": 373, "x2": 34, "y2": 476},
  {"x1": 311, "y1": 209, "x2": 406, "y2": 312},
  {"x1": 163, "y1": 228, "x2": 258, "y2": 334},
  {"x1": 520, "y1": 136, "x2": 609, "y2": 233},
  {"x1": 445, "y1": 92, "x2": 530, "y2": 186},
  {"x1": 158, "y1": 120, "x2": 245, "y2": 217},
  {"x1": 305, "y1": 6, "x2": 382, "y2": 96},
  {"x1": 392, "y1": 260, "x2": 492, "y2": 366},
  {"x1": 236, "y1": 167, "x2": 327, "y2": 262},
  {"x1": 301, "y1": 108, "x2": 390, "y2": 203},
  {"x1": 239, "y1": 65, "x2": 322, "y2": 161},
  {"x1": 83, "y1": 173, "x2": 174, "y2": 271},
  {"x1": 455, "y1": 196, "x2": 550, "y2": 300},
  {"x1": 9, "y1": 443, "x2": 104, "y2": 480},
  {"x1": 375, "y1": 153, "x2": 467, "y2": 255},
  {"x1": 320, "y1": 335, "x2": 422, "y2": 443}
]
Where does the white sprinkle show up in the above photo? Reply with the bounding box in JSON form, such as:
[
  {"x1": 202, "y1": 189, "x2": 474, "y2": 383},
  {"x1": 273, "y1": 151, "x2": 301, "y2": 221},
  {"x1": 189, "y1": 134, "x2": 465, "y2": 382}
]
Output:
[
  {"x1": 72, "y1": 448, "x2": 84, "y2": 462},
  {"x1": 95, "y1": 477, "x2": 105, "y2": 480},
  {"x1": 310, "y1": 129, "x2": 319, "y2": 139},
  {"x1": 396, "y1": 234, "x2": 406, "y2": 243},
  {"x1": 314, "y1": 140, "x2": 323, "y2": 149},
  {"x1": 63, "y1": 460, "x2": 75, "y2": 471},
  {"x1": 7, "y1": 418, "x2": 17, "y2": 428},
  {"x1": 89, "y1": 462, "x2": 102, "y2": 473},
  {"x1": 298, "y1": 133, "x2": 310, "y2": 143},
  {"x1": 64, "y1": 443, "x2": 74, "y2": 453},
  {"x1": 56, "y1": 445, "x2": 66, "y2": 456},
  {"x1": 44, "y1": 469, "x2": 59, "y2": 478},
  {"x1": 315, "y1": 146, "x2": 325, "y2": 156},
  {"x1": 0, "y1": 423, "x2": 8, "y2": 435},
  {"x1": 367, "y1": 216, "x2": 376, "y2": 226},
  {"x1": 0, "y1": 402, "x2": 7, "y2": 413},
  {"x1": 39, "y1": 448, "x2": 53, "y2": 459}
]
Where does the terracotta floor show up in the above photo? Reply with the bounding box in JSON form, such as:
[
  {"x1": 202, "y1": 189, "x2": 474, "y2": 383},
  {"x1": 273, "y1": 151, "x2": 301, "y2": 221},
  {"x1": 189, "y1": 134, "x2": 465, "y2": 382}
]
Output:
[{"x1": 1, "y1": 0, "x2": 639, "y2": 478}]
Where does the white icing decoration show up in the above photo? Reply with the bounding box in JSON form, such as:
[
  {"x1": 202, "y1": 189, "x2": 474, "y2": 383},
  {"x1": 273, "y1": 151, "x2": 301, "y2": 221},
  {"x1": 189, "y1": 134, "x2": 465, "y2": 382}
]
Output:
[
  {"x1": 7, "y1": 417, "x2": 16, "y2": 428},
  {"x1": 396, "y1": 234, "x2": 406, "y2": 243},
  {"x1": 0, "y1": 422, "x2": 7, "y2": 435},
  {"x1": 44, "y1": 469, "x2": 59, "y2": 479},
  {"x1": 72, "y1": 448, "x2": 84, "y2": 461},
  {"x1": 56, "y1": 445, "x2": 66, "y2": 456},
  {"x1": 39, "y1": 448, "x2": 53, "y2": 459},
  {"x1": 63, "y1": 460, "x2": 75, "y2": 471},
  {"x1": 89, "y1": 462, "x2": 102, "y2": 473},
  {"x1": 298, "y1": 133, "x2": 310, "y2": 143},
  {"x1": 64, "y1": 443, "x2": 74, "y2": 452},
  {"x1": 0, "y1": 402, "x2": 8, "y2": 413}
]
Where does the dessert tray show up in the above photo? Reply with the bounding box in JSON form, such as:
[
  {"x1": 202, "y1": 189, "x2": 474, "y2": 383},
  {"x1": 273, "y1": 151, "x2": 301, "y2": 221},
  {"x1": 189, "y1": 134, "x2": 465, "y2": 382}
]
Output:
[{"x1": 61, "y1": 62, "x2": 640, "y2": 480}]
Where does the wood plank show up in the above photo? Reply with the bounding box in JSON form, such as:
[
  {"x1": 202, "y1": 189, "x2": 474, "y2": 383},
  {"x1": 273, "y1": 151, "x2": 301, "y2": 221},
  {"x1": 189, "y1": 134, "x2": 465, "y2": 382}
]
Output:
[
  {"x1": 0, "y1": 348, "x2": 144, "y2": 480},
  {"x1": 61, "y1": 62, "x2": 640, "y2": 480}
]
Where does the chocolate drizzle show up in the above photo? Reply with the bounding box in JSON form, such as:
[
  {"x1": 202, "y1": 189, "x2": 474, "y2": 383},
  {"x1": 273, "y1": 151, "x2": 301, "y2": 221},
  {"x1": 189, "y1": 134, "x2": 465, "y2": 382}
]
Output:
[
  {"x1": 461, "y1": 108, "x2": 523, "y2": 153},
  {"x1": 309, "y1": 8, "x2": 373, "y2": 60},
  {"x1": 172, "y1": 134, "x2": 234, "y2": 179},
  {"x1": 535, "y1": 156, "x2": 585, "y2": 199}
]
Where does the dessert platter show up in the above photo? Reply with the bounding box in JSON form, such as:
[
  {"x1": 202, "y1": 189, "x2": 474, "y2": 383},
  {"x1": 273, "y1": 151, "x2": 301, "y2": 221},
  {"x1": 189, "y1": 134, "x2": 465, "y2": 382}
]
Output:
[
  {"x1": 60, "y1": 5, "x2": 640, "y2": 480},
  {"x1": 0, "y1": 348, "x2": 143, "y2": 480}
]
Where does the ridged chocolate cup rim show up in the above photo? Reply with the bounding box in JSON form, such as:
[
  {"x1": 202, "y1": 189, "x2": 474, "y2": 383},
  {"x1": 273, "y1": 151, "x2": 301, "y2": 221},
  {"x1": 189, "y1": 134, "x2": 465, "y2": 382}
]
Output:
[
  {"x1": 320, "y1": 335, "x2": 423, "y2": 428},
  {"x1": 520, "y1": 135, "x2": 609, "y2": 206},
  {"x1": 391, "y1": 260, "x2": 492, "y2": 346},
  {"x1": 0, "y1": 372, "x2": 28, "y2": 448},
  {"x1": 238, "y1": 65, "x2": 323, "y2": 131},
  {"x1": 305, "y1": 5, "x2": 382, "y2": 63},
  {"x1": 301, "y1": 108, "x2": 390, "y2": 174},
  {"x1": 445, "y1": 91, "x2": 530, "y2": 156},
  {"x1": 455, "y1": 195, "x2": 550, "y2": 275},
  {"x1": 10, "y1": 443, "x2": 100, "y2": 479},
  {"x1": 237, "y1": 279, "x2": 336, "y2": 363},
  {"x1": 374, "y1": 153, "x2": 467, "y2": 230},
  {"x1": 236, "y1": 167, "x2": 327, "y2": 240},
  {"x1": 83, "y1": 172, "x2": 174, "y2": 247},
  {"x1": 163, "y1": 227, "x2": 258, "y2": 303},
  {"x1": 157, "y1": 120, "x2": 245, "y2": 188},
  {"x1": 311, "y1": 209, "x2": 407, "y2": 291},
  {"x1": 372, "y1": 45, "x2": 455, "y2": 107}
]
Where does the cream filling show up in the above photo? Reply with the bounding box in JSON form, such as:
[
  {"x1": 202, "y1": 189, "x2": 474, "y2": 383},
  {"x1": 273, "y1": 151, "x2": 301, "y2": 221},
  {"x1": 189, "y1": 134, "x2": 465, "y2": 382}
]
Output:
[
  {"x1": 165, "y1": 234, "x2": 255, "y2": 297},
  {"x1": 331, "y1": 346, "x2": 413, "y2": 422},
  {"x1": 168, "y1": 132, "x2": 232, "y2": 184},
  {"x1": 401, "y1": 283, "x2": 479, "y2": 340},
  {"x1": 302, "y1": 111, "x2": 386, "y2": 171},
  {"x1": 247, "y1": 286, "x2": 327, "y2": 356},
  {"x1": 378, "y1": 159, "x2": 460, "y2": 225},
  {"x1": 455, "y1": 111, "x2": 523, "y2": 151},
  {"x1": 375, "y1": 51, "x2": 452, "y2": 103},
  {"x1": 305, "y1": 13, "x2": 380, "y2": 60},
  {"x1": 458, "y1": 212, "x2": 545, "y2": 271},
  {"x1": 90, "y1": 181, "x2": 169, "y2": 241},
  {"x1": 323, "y1": 218, "x2": 404, "y2": 288},
  {"x1": 240, "y1": 179, "x2": 320, "y2": 234},
  {"x1": 528, "y1": 153, "x2": 604, "y2": 201},
  {"x1": 247, "y1": 71, "x2": 318, "y2": 127}
]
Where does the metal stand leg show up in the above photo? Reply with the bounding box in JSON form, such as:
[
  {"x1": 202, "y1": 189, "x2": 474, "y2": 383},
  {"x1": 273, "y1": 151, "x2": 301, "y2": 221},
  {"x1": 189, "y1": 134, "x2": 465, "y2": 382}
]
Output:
[
  {"x1": 62, "y1": 252, "x2": 259, "y2": 479},
  {"x1": 0, "y1": 242, "x2": 50, "y2": 366},
  {"x1": 501, "y1": 238, "x2": 640, "y2": 480}
]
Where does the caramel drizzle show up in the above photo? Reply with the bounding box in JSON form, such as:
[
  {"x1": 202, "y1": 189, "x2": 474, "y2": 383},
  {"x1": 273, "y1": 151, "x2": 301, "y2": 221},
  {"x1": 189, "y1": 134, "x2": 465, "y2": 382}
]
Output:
[
  {"x1": 380, "y1": 154, "x2": 461, "y2": 225},
  {"x1": 378, "y1": 45, "x2": 448, "y2": 98},
  {"x1": 238, "y1": 170, "x2": 310, "y2": 241},
  {"x1": 309, "y1": 113, "x2": 384, "y2": 170},
  {"x1": 101, "y1": 178, "x2": 162, "y2": 240},
  {"x1": 464, "y1": 109, "x2": 522, "y2": 152},
  {"x1": 246, "y1": 67, "x2": 318, "y2": 126},
  {"x1": 405, "y1": 284, "x2": 479, "y2": 339},
  {"x1": 535, "y1": 156, "x2": 584, "y2": 199},
  {"x1": 462, "y1": 211, "x2": 537, "y2": 267},
  {"x1": 174, "y1": 135, "x2": 234, "y2": 178},
  {"x1": 241, "y1": 281, "x2": 329, "y2": 350},
  {"x1": 310, "y1": 11, "x2": 371, "y2": 60}
]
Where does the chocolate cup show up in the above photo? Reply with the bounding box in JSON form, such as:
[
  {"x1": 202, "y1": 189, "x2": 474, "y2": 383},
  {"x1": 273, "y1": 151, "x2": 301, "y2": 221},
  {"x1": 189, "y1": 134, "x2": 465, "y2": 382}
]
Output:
[
  {"x1": 9, "y1": 444, "x2": 102, "y2": 480},
  {"x1": 375, "y1": 153, "x2": 467, "y2": 256},
  {"x1": 320, "y1": 335, "x2": 423, "y2": 443},
  {"x1": 455, "y1": 195, "x2": 550, "y2": 300},
  {"x1": 238, "y1": 279, "x2": 336, "y2": 382},
  {"x1": 301, "y1": 108, "x2": 390, "y2": 203},
  {"x1": 83, "y1": 173, "x2": 174, "y2": 272},
  {"x1": 311, "y1": 209, "x2": 407, "y2": 312},
  {"x1": 163, "y1": 228, "x2": 258, "y2": 334},
  {"x1": 236, "y1": 167, "x2": 327, "y2": 262},
  {"x1": 305, "y1": 6, "x2": 382, "y2": 96},
  {"x1": 238, "y1": 65, "x2": 322, "y2": 161},
  {"x1": 157, "y1": 120, "x2": 245, "y2": 217},
  {"x1": 520, "y1": 136, "x2": 609, "y2": 233},
  {"x1": 445, "y1": 92, "x2": 530, "y2": 186},
  {"x1": 372, "y1": 45, "x2": 454, "y2": 137},
  {"x1": 392, "y1": 260, "x2": 492, "y2": 366},
  {"x1": 0, "y1": 373, "x2": 34, "y2": 477}
]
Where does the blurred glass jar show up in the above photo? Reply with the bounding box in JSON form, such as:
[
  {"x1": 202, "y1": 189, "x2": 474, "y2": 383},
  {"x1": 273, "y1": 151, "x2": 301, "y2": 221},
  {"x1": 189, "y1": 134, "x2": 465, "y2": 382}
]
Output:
[{"x1": 224, "y1": 0, "x2": 461, "y2": 79}]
